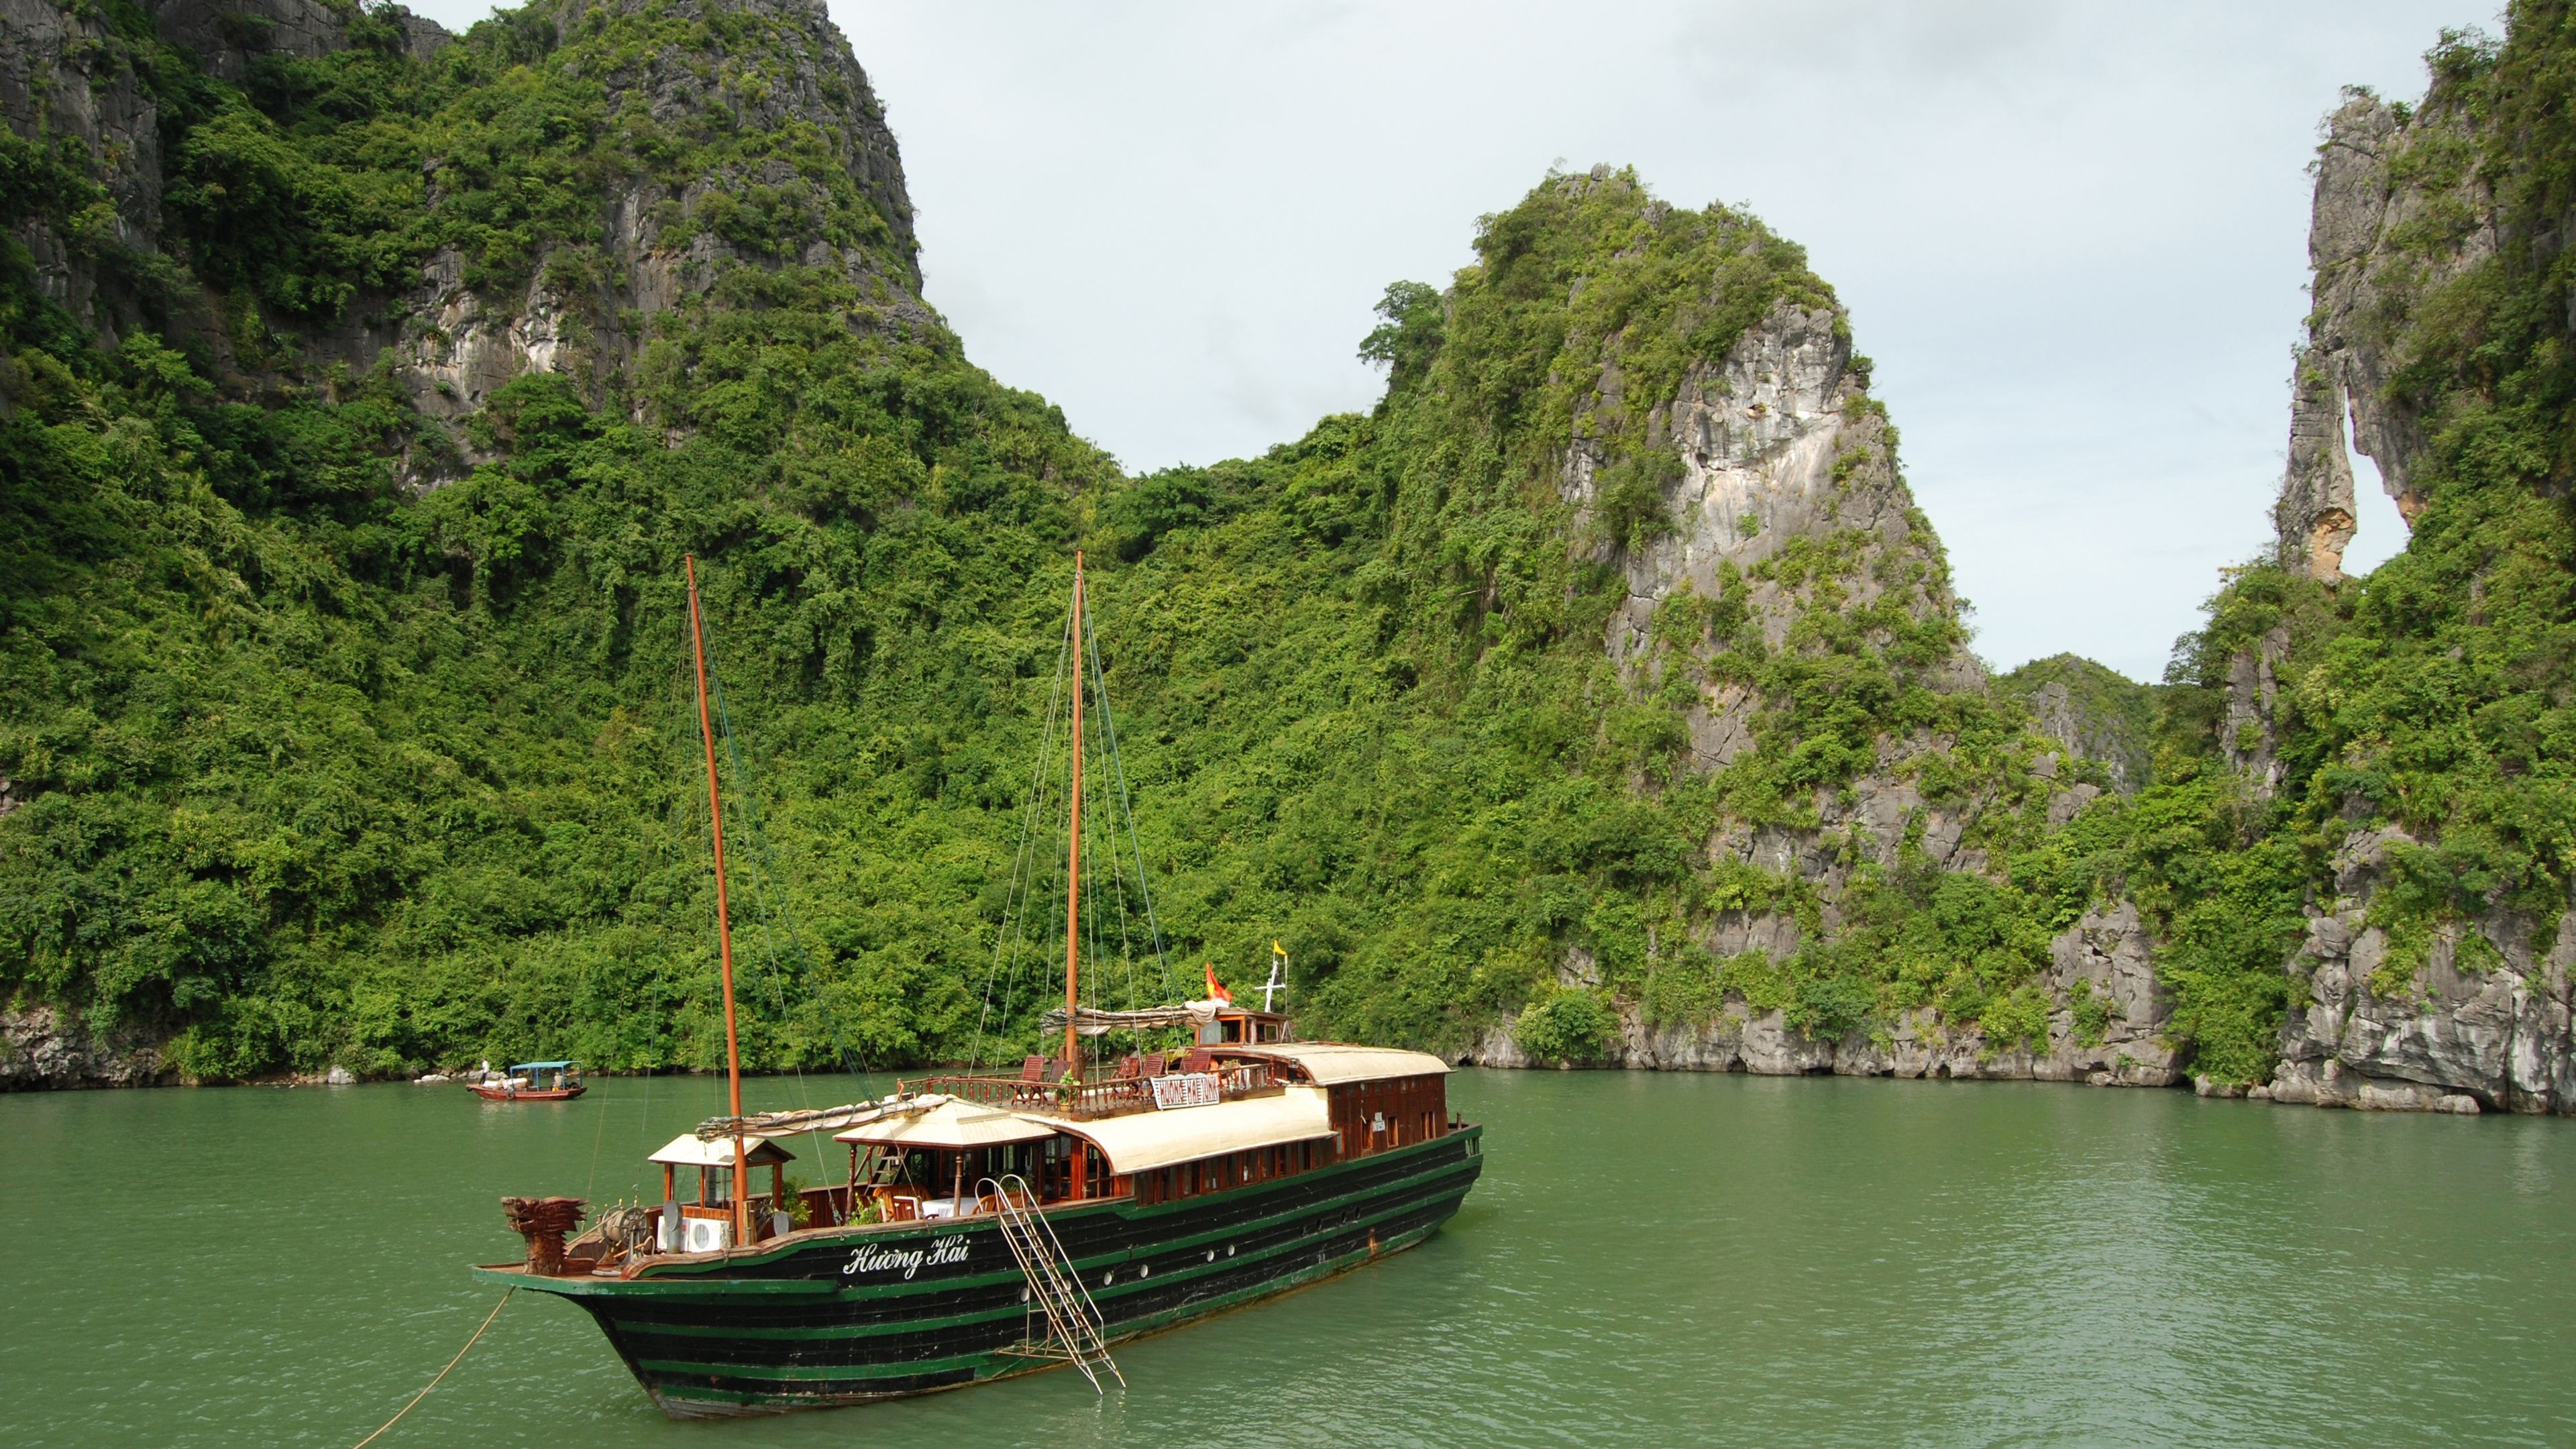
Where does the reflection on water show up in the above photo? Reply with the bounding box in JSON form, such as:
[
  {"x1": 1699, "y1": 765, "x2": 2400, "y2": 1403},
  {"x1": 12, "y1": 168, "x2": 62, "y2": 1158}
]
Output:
[{"x1": 6, "y1": 1069, "x2": 2573, "y2": 1447}]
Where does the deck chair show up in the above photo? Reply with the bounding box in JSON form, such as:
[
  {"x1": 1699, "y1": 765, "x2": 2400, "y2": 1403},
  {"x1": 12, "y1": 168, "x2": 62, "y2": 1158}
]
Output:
[
  {"x1": 1116, "y1": 1055, "x2": 1142, "y2": 1079},
  {"x1": 1140, "y1": 1051, "x2": 1168, "y2": 1078}
]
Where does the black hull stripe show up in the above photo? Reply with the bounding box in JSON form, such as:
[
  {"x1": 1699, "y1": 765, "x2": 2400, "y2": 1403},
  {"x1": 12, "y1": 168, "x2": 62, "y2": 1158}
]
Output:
[
  {"x1": 496, "y1": 1129, "x2": 1484, "y2": 1414},
  {"x1": 605, "y1": 1150, "x2": 1482, "y2": 1345},
  {"x1": 614, "y1": 1181, "x2": 1473, "y2": 1373},
  {"x1": 646, "y1": 1216, "x2": 1456, "y2": 1411}
]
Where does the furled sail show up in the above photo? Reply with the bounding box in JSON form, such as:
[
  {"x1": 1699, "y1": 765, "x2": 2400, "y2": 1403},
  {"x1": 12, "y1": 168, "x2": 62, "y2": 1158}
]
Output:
[
  {"x1": 694, "y1": 1094, "x2": 935, "y2": 1142},
  {"x1": 1037, "y1": 1000, "x2": 1226, "y2": 1037}
]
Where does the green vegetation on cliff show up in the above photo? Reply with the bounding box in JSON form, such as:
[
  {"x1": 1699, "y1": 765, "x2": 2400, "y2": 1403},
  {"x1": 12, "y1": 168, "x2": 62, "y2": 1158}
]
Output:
[
  {"x1": 10, "y1": 0, "x2": 2567, "y2": 1091},
  {"x1": 2138, "y1": 12, "x2": 2576, "y2": 1036},
  {"x1": 0, "y1": 0, "x2": 2071, "y2": 1081}
]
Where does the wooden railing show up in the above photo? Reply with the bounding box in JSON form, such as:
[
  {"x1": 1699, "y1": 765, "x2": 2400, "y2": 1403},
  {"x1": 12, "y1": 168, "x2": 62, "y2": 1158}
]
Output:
[{"x1": 904, "y1": 1059, "x2": 1282, "y2": 1120}]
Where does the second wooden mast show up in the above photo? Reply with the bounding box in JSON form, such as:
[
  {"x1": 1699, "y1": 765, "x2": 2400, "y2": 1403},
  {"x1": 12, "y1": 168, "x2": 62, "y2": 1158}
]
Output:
[{"x1": 1063, "y1": 553, "x2": 1085, "y2": 1075}]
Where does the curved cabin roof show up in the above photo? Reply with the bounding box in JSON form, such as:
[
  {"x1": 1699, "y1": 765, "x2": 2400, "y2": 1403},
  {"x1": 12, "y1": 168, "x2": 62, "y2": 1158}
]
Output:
[
  {"x1": 1229, "y1": 1042, "x2": 1452, "y2": 1085},
  {"x1": 1050, "y1": 1087, "x2": 1334, "y2": 1175},
  {"x1": 834, "y1": 1097, "x2": 1057, "y2": 1150},
  {"x1": 649, "y1": 1134, "x2": 796, "y2": 1167}
]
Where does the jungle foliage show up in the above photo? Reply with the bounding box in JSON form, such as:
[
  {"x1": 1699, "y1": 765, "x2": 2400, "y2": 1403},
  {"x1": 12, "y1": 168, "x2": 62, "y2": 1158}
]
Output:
[{"x1": 3, "y1": 0, "x2": 2565, "y2": 1090}]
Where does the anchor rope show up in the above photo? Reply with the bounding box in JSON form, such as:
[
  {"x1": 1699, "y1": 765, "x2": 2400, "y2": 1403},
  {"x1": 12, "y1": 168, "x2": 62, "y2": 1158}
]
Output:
[{"x1": 347, "y1": 1287, "x2": 515, "y2": 1449}]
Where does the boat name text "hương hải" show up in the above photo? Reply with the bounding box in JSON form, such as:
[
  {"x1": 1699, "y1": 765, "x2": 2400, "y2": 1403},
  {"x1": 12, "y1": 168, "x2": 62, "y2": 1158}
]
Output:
[{"x1": 842, "y1": 1235, "x2": 970, "y2": 1280}]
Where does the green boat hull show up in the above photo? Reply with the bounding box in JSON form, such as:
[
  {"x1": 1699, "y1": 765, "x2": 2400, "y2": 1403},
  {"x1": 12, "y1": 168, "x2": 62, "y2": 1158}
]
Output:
[{"x1": 478, "y1": 1126, "x2": 1483, "y2": 1415}]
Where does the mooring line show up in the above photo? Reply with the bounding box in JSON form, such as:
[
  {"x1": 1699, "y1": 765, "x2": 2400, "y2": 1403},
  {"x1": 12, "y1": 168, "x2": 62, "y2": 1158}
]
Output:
[{"x1": 349, "y1": 1288, "x2": 515, "y2": 1449}]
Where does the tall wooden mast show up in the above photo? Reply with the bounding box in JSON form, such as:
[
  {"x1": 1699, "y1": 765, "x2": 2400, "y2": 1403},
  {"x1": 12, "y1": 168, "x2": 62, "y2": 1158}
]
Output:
[
  {"x1": 685, "y1": 555, "x2": 751, "y2": 1246},
  {"x1": 1063, "y1": 552, "x2": 1085, "y2": 1074}
]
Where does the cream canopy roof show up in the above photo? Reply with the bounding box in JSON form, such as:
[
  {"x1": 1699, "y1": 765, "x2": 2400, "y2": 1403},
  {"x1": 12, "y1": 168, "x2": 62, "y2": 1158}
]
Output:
[
  {"x1": 835, "y1": 1097, "x2": 1059, "y2": 1150},
  {"x1": 648, "y1": 1134, "x2": 796, "y2": 1168},
  {"x1": 1052, "y1": 1087, "x2": 1334, "y2": 1175},
  {"x1": 1229, "y1": 1042, "x2": 1452, "y2": 1085}
]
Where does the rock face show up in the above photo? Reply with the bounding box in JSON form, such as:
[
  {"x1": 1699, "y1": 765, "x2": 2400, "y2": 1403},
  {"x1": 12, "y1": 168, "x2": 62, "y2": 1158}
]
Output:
[
  {"x1": 1, "y1": 0, "x2": 456, "y2": 333},
  {"x1": 1566, "y1": 294, "x2": 1983, "y2": 744},
  {"x1": 337, "y1": 0, "x2": 932, "y2": 478},
  {"x1": 1471, "y1": 902, "x2": 2180, "y2": 1087},
  {"x1": 2267, "y1": 830, "x2": 2576, "y2": 1114},
  {"x1": 2273, "y1": 88, "x2": 2491, "y2": 582},
  {"x1": 1484, "y1": 258, "x2": 2169, "y2": 1086},
  {"x1": 2, "y1": 0, "x2": 929, "y2": 486},
  {"x1": 1, "y1": 1006, "x2": 170, "y2": 1089},
  {"x1": 1996, "y1": 655, "x2": 2155, "y2": 795},
  {"x1": 1, "y1": 0, "x2": 166, "y2": 331},
  {"x1": 2249, "y1": 76, "x2": 2576, "y2": 1116}
]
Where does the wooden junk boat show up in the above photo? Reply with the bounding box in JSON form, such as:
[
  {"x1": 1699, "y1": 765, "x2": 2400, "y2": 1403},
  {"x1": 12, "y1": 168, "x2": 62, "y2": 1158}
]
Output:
[
  {"x1": 472, "y1": 1060, "x2": 586, "y2": 1102},
  {"x1": 473, "y1": 555, "x2": 1484, "y2": 1416}
]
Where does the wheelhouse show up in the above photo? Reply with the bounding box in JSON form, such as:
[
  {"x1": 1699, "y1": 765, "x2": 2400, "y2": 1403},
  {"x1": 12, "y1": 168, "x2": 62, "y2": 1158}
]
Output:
[{"x1": 647, "y1": 1134, "x2": 796, "y2": 1253}]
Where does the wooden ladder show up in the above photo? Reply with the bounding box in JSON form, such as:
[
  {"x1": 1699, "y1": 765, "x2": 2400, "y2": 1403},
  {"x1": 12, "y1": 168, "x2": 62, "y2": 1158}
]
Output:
[
  {"x1": 981, "y1": 1175, "x2": 1124, "y2": 1393},
  {"x1": 854, "y1": 1146, "x2": 908, "y2": 1189}
]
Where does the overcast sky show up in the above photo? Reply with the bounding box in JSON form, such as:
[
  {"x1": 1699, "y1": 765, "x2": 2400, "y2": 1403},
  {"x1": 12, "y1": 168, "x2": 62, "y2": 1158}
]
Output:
[{"x1": 407, "y1": 0, "x2": 2482, "y2": 680}]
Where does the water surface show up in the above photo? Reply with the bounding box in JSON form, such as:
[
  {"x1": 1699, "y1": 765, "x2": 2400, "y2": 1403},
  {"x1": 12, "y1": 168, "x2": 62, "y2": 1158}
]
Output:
[{"x1": 5, "y1": 1069, "x2": 2569, "y2": 1446}]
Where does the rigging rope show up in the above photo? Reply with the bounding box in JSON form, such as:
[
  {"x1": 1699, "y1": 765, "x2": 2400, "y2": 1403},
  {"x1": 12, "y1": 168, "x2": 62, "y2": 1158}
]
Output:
[
  {"x1": 1087, "y1": 635, "x2": 1178, "y2": 1005},
  {"x1": 970, "y1": 608, "x2": 1071, "y2": 1072},
  {"x1": 694, "y1": 580, "x2": 886, "y2": 1176},
  {"x1": 967, "y1": 567, "x2": 1185, "y2": 1072},
  {"x1": 347, "y1": 1289, "x2": 514, "y2": 1449}
]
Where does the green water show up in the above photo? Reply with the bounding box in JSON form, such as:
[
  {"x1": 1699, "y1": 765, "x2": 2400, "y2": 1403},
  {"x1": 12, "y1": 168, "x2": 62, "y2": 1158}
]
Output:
[{"x1": 7, "y1": 1069, "x2": 2574, "y2": 1447}]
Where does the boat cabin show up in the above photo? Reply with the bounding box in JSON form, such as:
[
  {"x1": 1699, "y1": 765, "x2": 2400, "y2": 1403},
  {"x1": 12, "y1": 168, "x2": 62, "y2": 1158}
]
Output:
[
  {"x1": 569, "y1": 1042, "x2": 1463, "y2": 1268},
  {"x1": 1197, "y1": 1007, "x2": 1291, "y2": 1046},
  {"x1": 649, "y1": 1134, "x2": 797, "y2": 1253}
]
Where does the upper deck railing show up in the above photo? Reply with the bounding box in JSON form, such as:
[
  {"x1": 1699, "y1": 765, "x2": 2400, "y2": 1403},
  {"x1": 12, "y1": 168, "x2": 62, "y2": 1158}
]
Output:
[{"x1": 904, "y1": 1058, "x2": 1283, "y2": 1122}]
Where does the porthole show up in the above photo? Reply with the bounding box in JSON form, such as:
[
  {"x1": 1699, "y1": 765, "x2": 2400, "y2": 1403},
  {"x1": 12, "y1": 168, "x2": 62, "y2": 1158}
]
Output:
[
  {"x1": 1226, "y1": 1244, "x2": 1236, "y2": 1257},
  {"x1": 1205, "y1": 1250, "x2": 1215, "y2": 1262}
]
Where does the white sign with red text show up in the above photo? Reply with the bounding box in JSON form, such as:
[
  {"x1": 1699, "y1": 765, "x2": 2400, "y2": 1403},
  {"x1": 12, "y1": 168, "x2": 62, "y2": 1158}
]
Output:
[{"x1": 1150, "y1": 1072, "x2": 1222, "y2": 1110}]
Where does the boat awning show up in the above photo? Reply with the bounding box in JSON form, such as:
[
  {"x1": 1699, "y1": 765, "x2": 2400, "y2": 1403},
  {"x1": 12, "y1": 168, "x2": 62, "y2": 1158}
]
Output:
[
  {"x1": 1049, "y1": 1087, "x2": 1333, "y2": 1175},
  {"x1": 649, "y1": 1134, "x2": 796, "y2": 1168},
  {"x1": 508, "y1": 1060, "x2": 579, "y2": 1071},
  {"x1": 1227, "y1": 1042, "x2": 1452, "y2": 1085},
  {"x1": 835, "y1": 1098, "x2": 1059, "y2": 1150}
]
